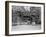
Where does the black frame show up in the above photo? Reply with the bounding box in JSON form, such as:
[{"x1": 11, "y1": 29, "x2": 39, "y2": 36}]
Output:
[{"x1": 5, "y1": 1, "x2": 45, "y2": 36}]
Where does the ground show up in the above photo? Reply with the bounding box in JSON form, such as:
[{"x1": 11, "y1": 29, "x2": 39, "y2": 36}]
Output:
[{"x1": 12, "y1": 25, "x2": 41, "y2": 31}]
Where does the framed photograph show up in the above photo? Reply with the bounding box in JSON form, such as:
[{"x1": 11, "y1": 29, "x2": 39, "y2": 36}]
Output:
[{"x1": 5, "y1": 1, "x2": 45, "y2": 36}]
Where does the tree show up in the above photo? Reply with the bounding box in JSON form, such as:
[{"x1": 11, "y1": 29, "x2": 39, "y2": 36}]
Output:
[{"x1": 30, "y1": 7, "x2": 41, "y2": 24}]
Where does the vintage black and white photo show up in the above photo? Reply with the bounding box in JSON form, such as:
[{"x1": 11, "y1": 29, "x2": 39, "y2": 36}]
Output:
[
  {"x1": 12, "y1": 6, "x2": 41, "y2": 31},
  {"x1": 5, "y1": 1, "x2": 45, "y2": 36}
]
